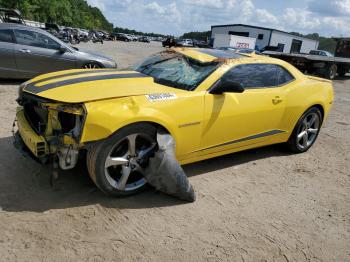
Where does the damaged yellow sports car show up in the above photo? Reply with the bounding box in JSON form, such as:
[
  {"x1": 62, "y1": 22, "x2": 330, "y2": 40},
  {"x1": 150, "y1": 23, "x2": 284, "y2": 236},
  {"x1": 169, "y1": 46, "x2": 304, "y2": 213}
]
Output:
[{"x1": 14, "y1": 48, "x2": 334, "y2": 196}]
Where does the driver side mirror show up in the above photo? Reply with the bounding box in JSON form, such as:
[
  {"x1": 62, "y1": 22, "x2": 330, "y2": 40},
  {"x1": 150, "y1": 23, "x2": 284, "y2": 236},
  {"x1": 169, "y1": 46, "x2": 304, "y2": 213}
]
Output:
[
  {"x1": 209, "y1": 78, "x2": 245, "y2": 94},
  {"x1": 58, "y1": 46, "x2": 68, "y2": 53}
]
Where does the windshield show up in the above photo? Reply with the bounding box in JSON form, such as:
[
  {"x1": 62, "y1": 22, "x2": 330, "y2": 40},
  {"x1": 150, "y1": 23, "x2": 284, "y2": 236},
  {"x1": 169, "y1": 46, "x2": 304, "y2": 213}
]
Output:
[{"x1": 134, "y1": 52, "x2": 218, "y2": 91}]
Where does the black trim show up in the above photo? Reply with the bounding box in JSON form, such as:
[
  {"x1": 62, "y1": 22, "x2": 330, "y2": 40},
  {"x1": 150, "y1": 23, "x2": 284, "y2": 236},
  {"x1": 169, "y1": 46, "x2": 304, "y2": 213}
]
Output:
[
  {"x1": 24, "y1": 73, "x2": 148, "y2": 94},
  {"x1": 195, "y1": 130, "x2": 285, "y2": 152}
]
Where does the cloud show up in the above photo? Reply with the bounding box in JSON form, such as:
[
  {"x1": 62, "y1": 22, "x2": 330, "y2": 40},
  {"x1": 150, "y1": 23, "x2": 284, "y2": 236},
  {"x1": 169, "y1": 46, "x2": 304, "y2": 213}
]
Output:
[
  {"x1": 87, "y1": 0, "x2": 350, "y2": 36},
  {"x1": 255, "y1": 9, "x2": 279, "y2": 27},
  {"x1": 308, "y1": 0, "x2": 350, "y2": 16},
  {"x1": 283, "y1": 8, "x2": 321, "y2": 30}
]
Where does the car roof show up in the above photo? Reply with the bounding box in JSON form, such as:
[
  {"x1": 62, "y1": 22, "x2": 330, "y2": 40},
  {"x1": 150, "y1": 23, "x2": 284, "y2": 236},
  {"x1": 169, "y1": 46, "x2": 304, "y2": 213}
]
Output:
[
  {"x1": 172, "y1": 47, "x2": 291, "y2": 66},
  {"x1": 0, "y1": 22, "x2": 49, "y2": 34}
]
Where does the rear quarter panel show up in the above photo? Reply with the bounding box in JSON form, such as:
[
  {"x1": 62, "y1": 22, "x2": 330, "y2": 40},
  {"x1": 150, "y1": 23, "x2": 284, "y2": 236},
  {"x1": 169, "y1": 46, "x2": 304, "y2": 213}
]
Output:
[{"x1": 279, "y1": 76, "x2": 333, "y2": 138}]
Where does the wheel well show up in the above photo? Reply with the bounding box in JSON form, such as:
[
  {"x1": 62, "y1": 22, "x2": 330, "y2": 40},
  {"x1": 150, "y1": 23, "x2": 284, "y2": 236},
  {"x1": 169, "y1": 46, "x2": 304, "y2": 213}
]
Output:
[
  {"x1": 84, "y1": 61, "x2": 104, "y2": 68},
  {"x1": 313, "y1": 104, "x2": 324, "y2": 119},
  {"x1": 115, "y1": 121, "x2": 172, "y2": 136}
]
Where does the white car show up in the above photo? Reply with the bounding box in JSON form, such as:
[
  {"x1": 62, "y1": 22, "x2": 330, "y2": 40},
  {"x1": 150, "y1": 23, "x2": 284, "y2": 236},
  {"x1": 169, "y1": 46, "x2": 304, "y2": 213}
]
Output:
[{"x1": 178, "y1": 39, "x2": 194, "y2": 47}]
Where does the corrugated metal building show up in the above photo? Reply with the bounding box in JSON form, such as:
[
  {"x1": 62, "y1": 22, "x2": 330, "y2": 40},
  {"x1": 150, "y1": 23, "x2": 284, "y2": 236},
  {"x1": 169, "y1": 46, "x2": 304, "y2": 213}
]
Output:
[{"x1": 211, "y1": 24, "x2": 319, "y2": 53}]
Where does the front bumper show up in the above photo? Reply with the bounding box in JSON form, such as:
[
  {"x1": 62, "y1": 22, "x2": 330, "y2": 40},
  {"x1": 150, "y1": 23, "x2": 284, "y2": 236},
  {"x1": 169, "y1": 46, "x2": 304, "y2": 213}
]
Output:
[
  {"x1": 15, "y1": 105, "x2": 83, "y2": 169},
  {"x1": 16, "y1": 108, "x2": 49, "y2": 159}
]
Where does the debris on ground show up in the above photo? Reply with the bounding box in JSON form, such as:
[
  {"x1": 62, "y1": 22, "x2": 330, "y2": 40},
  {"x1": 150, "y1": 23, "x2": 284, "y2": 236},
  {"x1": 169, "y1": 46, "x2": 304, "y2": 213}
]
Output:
[{"x1": 143, "y1": 131, "x2": 196, "y2": 202}]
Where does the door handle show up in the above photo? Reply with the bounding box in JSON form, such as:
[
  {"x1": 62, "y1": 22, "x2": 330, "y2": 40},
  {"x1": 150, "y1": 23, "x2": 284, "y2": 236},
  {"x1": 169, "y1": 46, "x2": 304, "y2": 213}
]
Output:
[
  {"x1": 272, "y1": 96, "x2": 283, "y2": 105},
  {"x1": 19, "y1": 49, "x2": 31, "y2": 53}
]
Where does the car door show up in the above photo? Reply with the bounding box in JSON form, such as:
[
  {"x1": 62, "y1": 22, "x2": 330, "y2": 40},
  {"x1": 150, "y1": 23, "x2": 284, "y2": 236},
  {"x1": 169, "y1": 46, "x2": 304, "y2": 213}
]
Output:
[
  {"x1": 13, "y1": 29, "x2": 76, "y2": 78},
  {"x1": 0, "y1": 29, "x2": 17, "y2": 78},
  {"x1": 200, "y1": 63, "x2": 290, "y2": 153}
]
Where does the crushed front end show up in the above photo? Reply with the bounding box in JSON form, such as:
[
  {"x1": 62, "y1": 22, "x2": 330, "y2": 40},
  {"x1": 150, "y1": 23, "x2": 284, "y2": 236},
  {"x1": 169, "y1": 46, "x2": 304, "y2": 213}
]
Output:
[{"x1": 15, "y1": 90, "x2": 86, "y2": 170}]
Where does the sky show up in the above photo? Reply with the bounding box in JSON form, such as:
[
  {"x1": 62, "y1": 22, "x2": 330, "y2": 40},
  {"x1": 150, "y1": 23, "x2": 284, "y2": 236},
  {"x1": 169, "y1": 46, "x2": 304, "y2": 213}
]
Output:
[{"x1": 87, "y1": 0, "x2": 350, "y2": 37}]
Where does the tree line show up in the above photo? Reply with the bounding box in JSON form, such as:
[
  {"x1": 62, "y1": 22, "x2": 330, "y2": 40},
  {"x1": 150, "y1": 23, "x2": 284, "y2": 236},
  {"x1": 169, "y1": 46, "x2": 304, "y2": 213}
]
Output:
[{"x1": 0, "y1": 0, "x2": 113, "y2": 31}]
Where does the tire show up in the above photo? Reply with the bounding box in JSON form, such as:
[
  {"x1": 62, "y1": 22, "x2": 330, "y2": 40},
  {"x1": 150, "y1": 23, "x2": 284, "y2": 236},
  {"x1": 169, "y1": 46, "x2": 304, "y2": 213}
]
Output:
[
  {"x1": 87, "y1": 123, "x2": 157, "y2": 197},
  {"x1": 325, "y1": 63, "x2": 337, "y2": 80},
  {"x1": 286, "y1": 107, "x2": 323, "y2": 153},
  {"x1": 83, "y1": 63, "x2": 102, "y2": 69}
]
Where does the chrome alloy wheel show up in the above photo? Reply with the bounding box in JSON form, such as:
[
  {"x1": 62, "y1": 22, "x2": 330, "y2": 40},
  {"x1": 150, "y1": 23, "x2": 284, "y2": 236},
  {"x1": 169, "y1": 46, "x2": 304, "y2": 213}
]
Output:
[
  {"x1": 104, "y1": 134, "x2": 155, "y2": 191},
  {"x1": 296, "y1": 112, "x2": 320, "y2": 150}
]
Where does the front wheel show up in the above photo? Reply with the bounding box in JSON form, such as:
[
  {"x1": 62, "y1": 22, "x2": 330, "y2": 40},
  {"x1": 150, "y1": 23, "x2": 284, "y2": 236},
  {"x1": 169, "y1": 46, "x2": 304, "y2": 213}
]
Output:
[
  {"x1": 286, "y1": 107, "x2": 323, "y2": 153},
  {"x1": 83, "y1": 63, "x2": 101, "y2": 69},
  {"x1": 87, "y1": 123, "x2": 157, "y2": 196}
]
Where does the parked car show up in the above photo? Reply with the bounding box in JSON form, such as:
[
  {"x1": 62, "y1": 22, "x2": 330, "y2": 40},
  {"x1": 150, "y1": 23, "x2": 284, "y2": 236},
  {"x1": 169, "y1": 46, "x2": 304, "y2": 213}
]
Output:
[
  {"x1": 309, "y1": 50, "x2": 333, "y2": 57},
  {"x1": 178, "y1": 39, "x2": 194, "y2": 47},
  {"x1": 127, "y1": 34, "x2": 138, "y2": 41},
  {"x1": 15, "y1": 48, "x2": 333, "y2": 196},
  {"x1": 0, "y1": 8, "x2": 25, "y2": 24},
  {"x1": 162, "y1": 37, "x2": 177, "y2": 47},
  {"x1": 193, "y1": 39, "x2": 210, "y2": 48},
  {"x1": 112, "y1": 33, "x2": 131, "y2": 42},
  {"x1": 0, "y1": 23, "x2": 117, "y2": 79},
  {"x1": 138, "y1": 36, "x2": 150, "y2": 43}
]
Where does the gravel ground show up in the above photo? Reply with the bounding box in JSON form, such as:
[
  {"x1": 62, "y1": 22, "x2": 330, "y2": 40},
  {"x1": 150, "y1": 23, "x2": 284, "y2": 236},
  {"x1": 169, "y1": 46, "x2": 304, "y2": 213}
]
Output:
[{"x1": 0, "y1": 41, "x2": 349, "y2": 262}]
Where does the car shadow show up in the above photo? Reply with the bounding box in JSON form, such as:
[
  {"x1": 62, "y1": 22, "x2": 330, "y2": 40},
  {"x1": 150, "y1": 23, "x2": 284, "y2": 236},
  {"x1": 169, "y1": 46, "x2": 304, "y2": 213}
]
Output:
[
  {"x1": 335, "y1": 74, "x2": 350, "y2": 81},
  {"x1": 0, "y1": 136, "x2": 290, "y2": 213}
]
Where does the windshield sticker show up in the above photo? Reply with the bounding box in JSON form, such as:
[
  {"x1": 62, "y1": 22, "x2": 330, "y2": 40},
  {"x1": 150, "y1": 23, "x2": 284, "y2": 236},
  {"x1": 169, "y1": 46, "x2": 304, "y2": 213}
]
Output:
[{"x1": 146, "y1": 93, "x2": 177, "y2": 102}]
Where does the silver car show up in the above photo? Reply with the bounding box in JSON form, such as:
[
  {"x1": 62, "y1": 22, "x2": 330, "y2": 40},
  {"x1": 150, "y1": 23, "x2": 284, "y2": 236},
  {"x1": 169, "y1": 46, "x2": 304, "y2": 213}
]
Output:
[{"x1": 0, "y1": 23, "x2": 117, "y2": 79}]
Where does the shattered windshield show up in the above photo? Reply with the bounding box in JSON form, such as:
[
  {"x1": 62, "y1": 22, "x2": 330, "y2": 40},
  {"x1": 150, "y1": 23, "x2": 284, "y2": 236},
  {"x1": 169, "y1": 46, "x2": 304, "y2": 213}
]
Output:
[{"x1": 134, "y1": 52, "x2": 219, "y2": 91}]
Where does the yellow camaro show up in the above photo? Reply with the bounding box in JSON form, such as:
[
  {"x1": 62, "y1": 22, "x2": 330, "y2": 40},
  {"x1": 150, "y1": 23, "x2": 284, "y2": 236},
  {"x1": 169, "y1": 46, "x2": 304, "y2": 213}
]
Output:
[{"x1": 15, "y1": 48, "x2": 334, "y2": 196}]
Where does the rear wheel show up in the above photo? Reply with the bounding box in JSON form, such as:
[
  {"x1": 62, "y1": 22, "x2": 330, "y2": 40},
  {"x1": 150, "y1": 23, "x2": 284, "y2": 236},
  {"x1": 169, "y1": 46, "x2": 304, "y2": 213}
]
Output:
[
  {"x1": 325, "y1": 63, "x2": 337, "y2": 80},
  {"x1": 286, "y1": 107, "x2": 323, "y2": 153},
  {"x1": 87, "y1": 123, "x2": 157, "y2": 196}
]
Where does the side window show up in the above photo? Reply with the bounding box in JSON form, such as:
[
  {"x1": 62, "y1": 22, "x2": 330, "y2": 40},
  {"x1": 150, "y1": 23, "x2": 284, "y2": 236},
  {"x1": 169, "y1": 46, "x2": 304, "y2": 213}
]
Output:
[
  {"x1": 0, "y1": 29, "x2": 14, "y2": 43},
  {"x1": 225, "y1": 64, "x2": 278, "y2": 89},
  {"x1": 14, "y1": 29, "x2": 60, "y2": 50},
  {"x1": 277, "y1": 66, "x2": 295, "y2": 85}
]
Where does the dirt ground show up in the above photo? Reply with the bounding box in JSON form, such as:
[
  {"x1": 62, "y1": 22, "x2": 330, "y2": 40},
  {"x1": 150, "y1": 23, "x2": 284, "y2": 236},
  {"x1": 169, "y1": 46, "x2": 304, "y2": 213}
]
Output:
[{"x1": 0, "y1": 41, "x2": 349, "y2": 262}]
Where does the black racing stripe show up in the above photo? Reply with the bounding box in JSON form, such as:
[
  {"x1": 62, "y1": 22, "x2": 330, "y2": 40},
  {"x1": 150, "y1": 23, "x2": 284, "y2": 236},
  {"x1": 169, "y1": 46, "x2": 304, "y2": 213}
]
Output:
[
  {"x1": 198, "y1": 49, "x2": 242, "y2": 59},
  {"x1": 25, "y1": 73, "x2": 148, "y2": 94},
  {"x1": 28, "y1": 69, "x2": 118, "y2": 87}
]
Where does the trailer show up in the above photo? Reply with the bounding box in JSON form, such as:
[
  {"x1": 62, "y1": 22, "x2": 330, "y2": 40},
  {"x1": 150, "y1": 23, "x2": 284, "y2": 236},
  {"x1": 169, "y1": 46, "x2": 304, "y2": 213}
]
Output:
[{"x1": 263, "y1": 38, "x2": 350, "y2": 79}]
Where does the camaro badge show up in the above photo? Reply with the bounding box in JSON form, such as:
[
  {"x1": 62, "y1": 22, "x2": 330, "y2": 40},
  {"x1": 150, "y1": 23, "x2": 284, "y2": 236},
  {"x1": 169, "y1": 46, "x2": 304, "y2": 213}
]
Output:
[{"x1": 146, "y1": 93, "x2": 177, "y2": 102}]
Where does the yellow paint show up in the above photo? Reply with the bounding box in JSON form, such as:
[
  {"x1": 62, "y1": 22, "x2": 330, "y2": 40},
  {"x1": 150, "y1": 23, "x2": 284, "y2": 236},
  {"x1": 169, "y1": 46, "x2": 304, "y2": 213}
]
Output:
[
  {"x1": 18, "y1": 49, "x2": 334, "y2": 164},
  {"x1": 16, "y1": 108, "x2": 49, "y2": 156}
]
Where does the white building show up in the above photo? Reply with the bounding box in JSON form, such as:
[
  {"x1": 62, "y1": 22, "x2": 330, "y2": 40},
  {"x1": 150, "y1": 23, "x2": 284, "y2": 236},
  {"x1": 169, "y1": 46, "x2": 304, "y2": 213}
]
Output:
[{"x1": 211, "y1": 24, "x2": 319, "y2": 53}]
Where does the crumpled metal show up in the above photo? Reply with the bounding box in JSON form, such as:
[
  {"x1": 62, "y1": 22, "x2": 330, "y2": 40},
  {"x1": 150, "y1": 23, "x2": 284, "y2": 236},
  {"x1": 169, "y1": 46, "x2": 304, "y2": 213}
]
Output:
[{"x1": 143, "y1": 131, "x2": 196, "y2": 202}]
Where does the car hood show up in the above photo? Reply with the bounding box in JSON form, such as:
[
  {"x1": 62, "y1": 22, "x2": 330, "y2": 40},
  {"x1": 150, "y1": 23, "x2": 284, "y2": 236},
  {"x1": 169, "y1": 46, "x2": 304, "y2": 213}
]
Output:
[{"x1": 21, "y1": 69, "x2": 181, "y2": 103}]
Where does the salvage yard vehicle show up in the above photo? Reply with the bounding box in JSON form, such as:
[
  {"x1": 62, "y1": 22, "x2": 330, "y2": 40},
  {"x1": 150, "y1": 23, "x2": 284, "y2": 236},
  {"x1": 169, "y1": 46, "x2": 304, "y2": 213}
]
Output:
[
  {"x1": 138, "y1": 36, "x2": 150, "y2": 43},
  {"x1": 14, "y1": 48, "x2": 333, "y2": 196},
  {"x1": 264, "y1": 38, "x2": 350, "y2": 79},
  {"x1": 0, "y1": 23, "x2": 117, "y2": 79},
  {"x1": 111, "y1": 33, "x2": 132, "y2": 42},
  {"x1": 0, "y1": 8, "x2": 25, "y2": 24}
]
